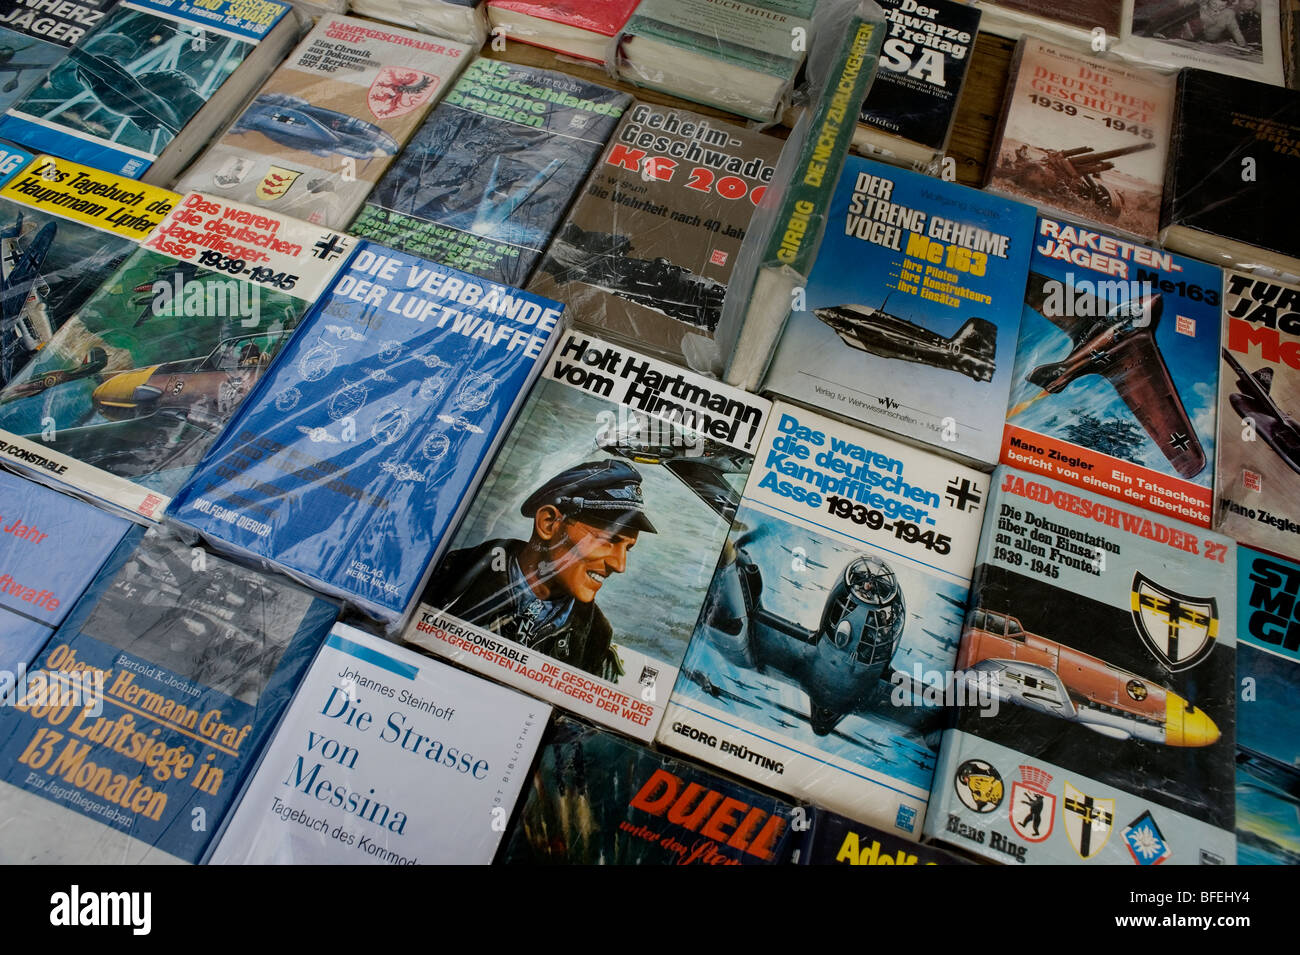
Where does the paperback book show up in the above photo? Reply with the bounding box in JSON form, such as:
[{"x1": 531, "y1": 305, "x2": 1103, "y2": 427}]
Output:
[
  {"x1": 407, "y1": 330, "x2": 770, "y2": 741},
  {"x1": 792, "y1": 808, "x2": 968, "y2": 864},
  {"x1": 1215, "y1": 271, "x2": 1300, "y2": 561},
  {"x1": 499, "y1": 716, "x2": 802, "y2": 865},
  {"x1": 986, "y1": 37, "x2": 1176, "y2": 243},
  {"x1": 210, "y1": 623, "x2": 550, "y2": 864},
  {"x1": 176, "y1": 15, "x2": 472, "y2": 230},
  {"x1": 0, "y1": 0, "x2": 298, "y2": 183},
  {"x1": 528, "y1": 101, "x2": 783, "y2": 367},
  {"x1": 0, "y1": 527, "x2": 337, "y2": 864},
  {"x1": 658, "y1": 401, "x2": 989, "y2": 834},
  {"x1": 762, "y1": 154, "x2": 1037, "y2": 467},
  {"x1": 169, "y1": 242, "x2": 563, "y2": 628},
  {"x1": 926, "y1": 467, "x2": 1238, "y2": 865},
  {"x1": 1003, "y1": 216, "x2": 1222, "y2": 527},
  {"x1": 1236, "y1": 546, "x2": 1300, "y2": 865},
  {"x1": 351, "y1": 57, "x2": 630, "y2": 288},
  {"x1": 0, "y1": 192, "x2": 356, "y2": 520},
  {"x1": 0, "y1": 0, "x2": 120, "y2": 118}
]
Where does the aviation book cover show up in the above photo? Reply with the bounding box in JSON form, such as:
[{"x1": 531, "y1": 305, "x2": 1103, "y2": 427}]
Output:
[
  {"x1": 762, "y1": 154, "x2": 1036, "y2": 467},
  {"x1": 0, "y1": 0, "x2": 295, "y2": 181},
  {"x1": 528, "y1": 100, "x2": 782, "y2": 369},
  {"x1": 210, "y1": 624, "x2": 550, "y2": 865},
  {"x1": 406, "y1": 329, "x2": 770, "y2": 742},
  {"x1": 657, "y1": 401, "x2": 989, "y2": 836},
  {"x1": 1235, "y1": 546, "x2": 1300, "y2": 865},
  {"x1": 1215, "y1": 270, "x2": 1300, "y2": 561},
  {"x1": 1003, "y1": 216, "x2": 1221, "y2": 527},
  {"x1": 0, "y1": 0, "x2": 120, "y2": 119},
  {"x1": 169, "y1": 241, "x2": 564, "y2": 628},
  {"x1": 177, "y1": 15, "x2": 472, "y2": 230},
  {"x1": 499, "y1": 716, "x2": 801, "y2": 865},
  {"x1": 0, "y1": 192, "x2": 356, "y2": 521},
  {"x1": 351, "y1": 57, "x2": 630, "y2": 289},
  {"x1": 0, "y1": 526, "x2": 337, "y2": 864},
  {"x1": 0, "y1": 152, "x2": 176, "y2": 388},
  {"x1": 926, "y1": 466, "x2": 1237, "y2": 865}
]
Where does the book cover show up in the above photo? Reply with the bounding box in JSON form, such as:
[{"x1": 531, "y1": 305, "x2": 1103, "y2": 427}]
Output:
[
  {"x1": 348, "y1": 0, "x2": 488, "y2": 48},
  {"x1": 169, "y1": 242, "x2": 564, "y2": 626},
  {"x1": 0, "y1": 192, "x2": 356, "y2": 521},
  {"x1": 979, "y1": 0, "x2": 1122, "y2": 36},
  {"x1": 0, "y1": 468, "x2": 138, "y2": 697},
  {"x1": 0, "y1": 0, "x2": 120, "y2": 117},
  {"x1": 1160, "y1": 70, "x2": 1300, "y2": 276},
  {"x1": 528, "y1": 102, "x2": 782, "y2": 367},
  {"x1": 762, "y1": 154, "x2": 1037, "y2": 467},
  {"x1": 176, "y1": 15, "x2": 472, "y2": 230},
  {"x1": 926, "y1": 467, "x2": 1237, "y2": 865},
  {"x1": 209, "y1": 623, "x2": 550, "y2": 864},
  {"x1": 0, "y1": 153, "x2": 177, "y2": 387},
  {"x1": 499, "y1": 716, "x2": 801, "y2": 864},
  {"x1": 658, "y1": 401, "x2": 989, "y2": 835},
  {"x1": 858, "y1": 0, "x2": 981, "y2": 161},
  {"x1": 0, "y1": 526, "x2": 337, "y2": 864},
  {"x1": 351, "y1": 58, "x2": 630, "y2": 289},
  {"x1": 0, "y1": 0, "x2": 293, "y2": 179},
  {"x1": 986, "y1": 37, "x2": 1176, "y2": 243},
  {"x1": 1215, "y1": 271, "x2": 1300, "y2": 561},
  {"x1": 487, "y1": 0, "x2": 640, "y2": 61},
  {"x1": 792, "y1": 808, "x2": 968, "y2": 864},
  {"x1": 1236, "y1": 546, "x2": 1300, "y2": 865},
  {"x1": 407, "y1": 330, "x2": 769, "y2": 741},
  {"x1": 1124, "y1": 0, "x2": 1284, "y2": 86},
  {"x1": 1003, "y1": 216, "x2": 1222, "y2": 527}
]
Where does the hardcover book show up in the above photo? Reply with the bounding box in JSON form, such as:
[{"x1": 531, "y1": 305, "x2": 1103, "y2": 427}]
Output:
[
  {"x1": 0, "y1": 468, "x2": 137, "y2": 695},
  {"x1": 528, "y1": 101, "x2": 783, "y2": 367},
  {"x1": 0, "y1": 0, "x2": 120, "y2": 118},
  {"x1": 853, "y1": 0, "x2": 981, "y2": 171},
  {"x1": 925, "y1": 467, "x2": 1238, "y2": 865},
  {"x1": 499, "y1": 716, "x2": 802, "y2": 865},
  {"x1": 176, "y1": 15, "x2": 472, "y2": 230},
  {"x1": 0, "y1": 527, "x2": 337, "y2": 864},
  {"x1": 169, "y1": 242, "x2": 564, "y2": 628},
  {"x1": 1122, "y1": 0, "x2": 1285, "y2": 86},
  {"x1": 1215, "y1": 271, "x2": 1300, "y2": 560},
  {"x1": 986, "y1": 37, "x2": 1176, "y2": 243},
  {"x1": 0, "y1": 153, "x2": 177, "y2": 387},
  {"x1": 407, "y1": 330, "x2": 769, "y2": 741},
  {"x1": 613, "y1": 0, "x2": 814, "y2": 123},
  {"x1": 1160, "y1": 70, "x2": 1300, "y2": 278},
  {"x1": 348, "y1": 0, "x2": 488, "y2": 47},
  {"x1": 1003, "y1": 216, "x2": 1222, "y2": 527},
  {"x1": 1236, "y1": 546, "x2": 1300, "y2": 865},
  {"x1": 486, "y1": 0, "x2": 640, "y2": 62},
  {"x1": 351, "y1": 58, "x2": 630, "y2": 288},
  {"x1": 0, "y1": 193, "x2": 356, "y2": 521},
  {"x1": 0, "y1": 0, "x2": 298, "y2": 183},
  {"x1": 209, "y1": 623, "x2": 550, "y2": 864},
  {"x1": 657, "y1": 401, "x2": 989, "y2": 835},
  {"x1": 762, "y1": 154, "x2": 1037, "y2": 467}
]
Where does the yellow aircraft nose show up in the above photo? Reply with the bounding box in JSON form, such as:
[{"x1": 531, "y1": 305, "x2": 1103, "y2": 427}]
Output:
[
  {"x1": 92, "y1": 367, "x2": 154, "y2": 409},
  {"x1": 1164, "y1": 692, "x2": 1220, "y2": 747}
]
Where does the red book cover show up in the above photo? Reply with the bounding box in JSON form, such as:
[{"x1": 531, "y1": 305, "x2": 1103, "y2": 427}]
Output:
[{"x1": 488, "y1": 0, "x2": 640, "y2": 37}]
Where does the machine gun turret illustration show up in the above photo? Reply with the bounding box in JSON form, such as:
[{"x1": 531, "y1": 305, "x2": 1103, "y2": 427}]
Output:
[{"x1": 1002, "y1": 141, "x2": 1155, "y2": 217}]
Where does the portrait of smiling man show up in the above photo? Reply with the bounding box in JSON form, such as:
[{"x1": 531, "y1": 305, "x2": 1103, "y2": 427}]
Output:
[{"x1": 425, "y1": 459, "x2": 656, "y2": 682}]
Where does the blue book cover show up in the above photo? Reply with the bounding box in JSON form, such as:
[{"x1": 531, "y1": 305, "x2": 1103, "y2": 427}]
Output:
[
  {"x1": 0, "y1": 527, "x2": 336, "y2": 863},
  {"x1": 0, "y1": 469, "x2": 137, "y2": 696},
  {"x1": 169, "y1": 241, "x2": 566, "y2": 625},
  {"x1": 351, "y1": 58, "x2": 630, "y2": 288},
  {"x1": 1236, "y1": 546, "x2": 1300, "y2": 865},
  {"x1": 762, "y1": 154, "x2": 1036, "y2": 466},
  {"x1": 0, "y1": 0, "x2": 121, "y2": 118}
]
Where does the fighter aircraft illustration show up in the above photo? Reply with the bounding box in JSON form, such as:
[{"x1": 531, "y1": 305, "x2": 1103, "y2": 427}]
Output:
[
  {"x1": 937, "y1": 592, "x2": 967, "y2": 612},
  {"x1": 779, "y1": 543, "x2": 827, "y2": 569},
  {"x1": 814, "y1": 296, "x2": 998, "y2": 382},
  {"x1": 0, "y1": 43, "x2": 49, "y2": 94},
  {"x1": 230, "y1": 93, "x2": 400, "y2": 159},
  {"x1": 1220, "y1": 348, "x2": 1300, "y2": 476},
  {"x1": 1020, "y1": 271, "x2": 1205, "y2": 478},
  {"x1": 62, "y1": 40, "x2": 206, "y2": 136},
  {"x1": 0, "y1": 214, "x2": 56, "y2": 382},
  {"x1": 957, "y1": 608, "x2": 1220, "y2": 747}
]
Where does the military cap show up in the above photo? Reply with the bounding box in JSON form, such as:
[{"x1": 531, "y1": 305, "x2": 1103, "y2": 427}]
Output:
[{"x1": 520, "y1": 459, "x2": 657, "y2": 533}]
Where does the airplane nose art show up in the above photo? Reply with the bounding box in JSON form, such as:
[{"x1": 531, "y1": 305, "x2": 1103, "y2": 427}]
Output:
[{"x1": 1164, "y1": 693, "x2": 1220, "y2": 747}]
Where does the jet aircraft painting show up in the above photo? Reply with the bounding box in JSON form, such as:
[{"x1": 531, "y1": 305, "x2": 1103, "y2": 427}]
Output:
[
  {"x1": 1221, "y1": 347, "x2": 1300, "y2": 476},
  {"x1": 230, "y1": 93, "x2": 400, "y2": 159},
  {"x1": 814, "y1": 299, "x2": 998, "y2": 382}
]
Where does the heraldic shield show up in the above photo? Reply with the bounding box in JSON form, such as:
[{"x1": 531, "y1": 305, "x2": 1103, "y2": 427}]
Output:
[
  {"x1": 1062, "y1": 781, "x2": 1114, "y2": 860},
  {"x1": 1129, "y1": 572, "x2": 1218, "y2": 672}
]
